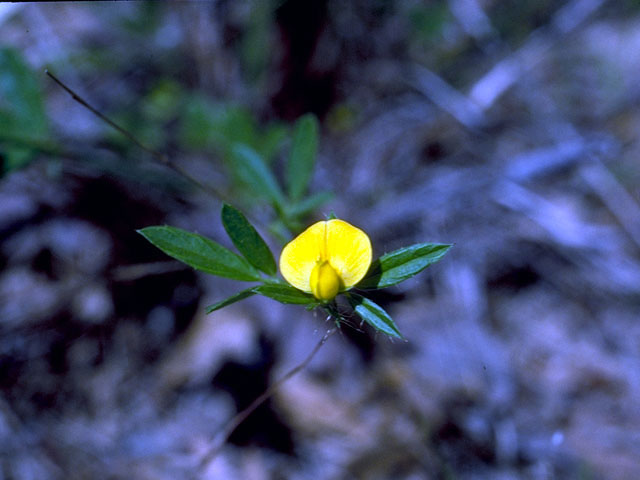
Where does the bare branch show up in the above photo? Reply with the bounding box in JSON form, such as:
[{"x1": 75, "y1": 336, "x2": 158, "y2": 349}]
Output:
[
  {"x1": 197, "y1": 326, "x2": 338, "y2": 473},
  {"x1": 45, "y1": 69, "x2": 229, "y2": 202},
  {"x1": 580, "y1": 159, "x2": 640, "y2": 251}
]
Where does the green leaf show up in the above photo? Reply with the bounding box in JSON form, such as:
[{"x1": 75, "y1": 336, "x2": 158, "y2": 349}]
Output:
[
  {"x1": 137, "y1": 226, "x2": 262, "y2": 281},
  {"x1": 180, "y1": 100, "x2": 253, "y2": 151},
  {"x1": 0, "y1": 48, "x2": 49, "y2": 174},
  {"x1": 286, "y1": 114, "x2": 318, "y2": 201},
  {"x1": 221, "y1": 204, "x2": 276, "y2": 275},
  {"x1": 256, "y1": 124, "x2": 287, "y2": 163},
  {"x1": 231, "y1": 144, "x2": 285, "y2": 207},
  {"x1": 254, "y1": 283, "x2": 318, "y2": 305},
  {"x1": 347, "y1": 293, "x2": 402, "y2": 338},
  {"x1": 358, "y1": 243, "x2": 452, "y2": 289},
  {"x1": 206, "y1": 288, "x2": 257, "y2": 313}
]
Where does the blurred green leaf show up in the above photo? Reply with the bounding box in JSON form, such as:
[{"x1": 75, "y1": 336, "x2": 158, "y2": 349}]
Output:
[
  {"x1": 179, "y1": 99, "x2": 285, "y2": 163},
  {"x1": 285, "y1": 191, "x2": 333, "y2": 219},
  {"x1": 142, "y1": 79, "x2": 183, "y2": 123},
  {"x1": 180, "y1": 99, "x2": 255, "y2": 151},
  {"x1": 286, "y1": 113, "x2": 318, "y2": 201},
  {"x1": 254, "y1": 283, "x2": 318, "y2": 305},
  {"x1": 408, "y1": 2, "x2": 449, "y2": 43},
  {"x1": 137, "y1": 226, "x2": 262, "y2": 281},
  {"x1": 347, "y1": 293, "x2": 402, "y2": 338},
  {"x1": 221, "y1": 204, "x2": 276, "y2": 275},
  {"x1": 120, "y1": 1, "x2": 163, "y2": 34},
  {"x1": 241, "y1": 0, "x2": 274, "y2": 82},
  {"x1": 107, "y1": 110, "x2": 164, "y2": 152},
  {"x1": 206, "y1": 288, "x2": 257, "y2": 313},
  {"x1": 359, "y1": 243, "x2": 452, "y2": 289},
  {"x1": 256, "y1": 124, "x2": 288, "y2": 163},
  {"x1": 0, "y1": 48, "x2": 49, "y2": 173},
  {"x1": 231, "y1": 144, "x2": 285, "y2": 208}
]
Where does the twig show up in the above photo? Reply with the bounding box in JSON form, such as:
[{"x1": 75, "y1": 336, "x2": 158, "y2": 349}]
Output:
[
  {"x1": 197, "y1": 326, "x2": 338, "y2": 473},
  {"x1": 412, "y1": 0, "x2": 606, "y2": 129},
  {"x1": 447, "y1": 0, "x2": 496, "y2": 42},
  {"x1": 580, "y1": 159, "x2": 640, "y2": 251},
  {"x1": 46, "y1": 70, "x2": 163, "y2": 162},
  {"x1": 411, "y1": 65, "x2": 486, "y2": 129},
  {"x1": 45, "y1": 69, "x2": 228, "y2": 202}
]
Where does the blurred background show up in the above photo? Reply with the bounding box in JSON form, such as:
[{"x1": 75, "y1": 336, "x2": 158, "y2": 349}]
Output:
[{"x1": 1, "y1": 1, "x2": 640, "y2": 479}]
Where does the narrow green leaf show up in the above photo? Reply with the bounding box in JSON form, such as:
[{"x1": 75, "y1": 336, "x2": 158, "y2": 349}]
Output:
[
  {"x1": 231, "y1": 144, "x2": 285, "y2": 207},
  {"x1": 254, "y1": 283, "x2": 318, "y2": 305},
  {"x1": 206, "y1": 288, "x2": 257, "y2": 313},
  {"x1": 286, "y1": 114, "x2": 318, "y2": 201},
  {"x1": 257, "y1": 124, "x2": 287, "y2": 163},
  {"x1": 358, "y1": 243, "x2": 452, "y2": 289},
  {"x1": 221, "y1": 204, "x2": 276, "y2": 275},
  {"x1": 137, "y1": 226, "x2": 261, "y2": 281},
  {"x1": 347, "y1": 293, "x2": 402, "y2": 338}
]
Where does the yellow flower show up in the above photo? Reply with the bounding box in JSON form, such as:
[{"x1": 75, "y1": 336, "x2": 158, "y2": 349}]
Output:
[{"x1": 279, "y1": 219, "x2": 372, "y2": 301}]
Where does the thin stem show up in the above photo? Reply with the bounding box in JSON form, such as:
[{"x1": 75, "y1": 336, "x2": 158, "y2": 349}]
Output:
[
  {"x1": 197, "y1": 326, "x2": 338, "y2": 473},
  {"x1": 45, "y1": 69, "x2": 228, "y2": 202},
  {"x1": 46, "y1": 70, "x2": 164, "y2": 161}
]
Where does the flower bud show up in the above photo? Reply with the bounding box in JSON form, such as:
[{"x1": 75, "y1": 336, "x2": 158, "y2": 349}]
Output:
[{"x1": 310, "y1": 261, "x2": 341, "y2": 301}]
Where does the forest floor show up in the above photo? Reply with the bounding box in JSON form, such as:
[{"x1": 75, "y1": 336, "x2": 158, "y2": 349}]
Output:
[{"x1": 1, "y1": 2, "x2": 640, "y2": 479}]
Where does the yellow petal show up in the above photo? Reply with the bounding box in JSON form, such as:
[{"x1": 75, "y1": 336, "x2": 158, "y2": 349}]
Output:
[
  {"x1": 279, "y1": 220, "x2": 326, "y2": 292},
  {"x1": 325, "y1": 219, "x2": 372, "y2": 288},
  {"x1": 310, "y1": 261, "x2": 341, "y2": 300},
  {"x1": 279, "y1": 219, "x2": 373, "y2": 295}
]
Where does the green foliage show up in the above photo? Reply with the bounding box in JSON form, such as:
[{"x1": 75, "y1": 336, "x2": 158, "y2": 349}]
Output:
[
  {"x1": 137, "y1": 225, "x2": 262, "y2": 281},
  {"x1": 119, "y1": 1, "x2": 163, "y2": 34},
  {"x1": 142, "y1": 79, "x2": 183, "y2": 124},
  {"x1": 180, "y1": 106, "x2": 331, "y2": 235},
  {"x1": 241, "y1": 0, "x2": 275, "y2": 82},
  {"x1": 222, "y1": 204, "x2": 276, "y2": 275},
  {"x1": 359, "y1": 243, "x2": 453, "y2": 289},
  {"x1": 107, "y1": 79, "x2": 184, "y2": 153},
  {"x1": 347, "y1": 293, "x2": 402, "y2": 339},
  {"x1": 286, "y1": 113, "x2": 318, "y2": 201},
  {"x1": 205, "y1": 283, "x2": 318, "y2": 314},
  {"x1": 407, "y1": 1, "x2": 450, "y2": 43},
  {"x1": 139, "y1": 104, "x2": 452, "y2": 338},
  {"x1": 206, "y1": 288, "x2": 257, "y2": 313},
  {"x1": 231, "y1": 144, "x2": 286, "y2": 208},
  {"x1": 180, "y1": 98, "x2": 286, "y2": 163},
  {"x1": 253, "y1": 283, "x2": 318, "y2": 305},
  {"x1": 0, "y1": 48, "x2": 49, "y2": 174},
  {"x1": 140, "y1": 202, "x2": 451, "y2": 338}
]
